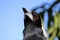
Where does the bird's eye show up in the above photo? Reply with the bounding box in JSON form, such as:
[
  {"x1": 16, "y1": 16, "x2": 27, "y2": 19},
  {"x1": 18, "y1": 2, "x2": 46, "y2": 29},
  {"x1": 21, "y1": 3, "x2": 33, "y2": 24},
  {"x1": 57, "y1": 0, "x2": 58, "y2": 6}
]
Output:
[{"x1": 33, "y1": 14, "x2": 39, "y2": 21}]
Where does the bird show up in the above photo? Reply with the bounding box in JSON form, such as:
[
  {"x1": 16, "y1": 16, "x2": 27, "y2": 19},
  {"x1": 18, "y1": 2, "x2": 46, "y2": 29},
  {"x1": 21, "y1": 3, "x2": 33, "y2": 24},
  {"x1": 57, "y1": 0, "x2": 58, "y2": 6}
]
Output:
[{"x1": 22, "y1": 8, "x2": 48, "y2": 40}]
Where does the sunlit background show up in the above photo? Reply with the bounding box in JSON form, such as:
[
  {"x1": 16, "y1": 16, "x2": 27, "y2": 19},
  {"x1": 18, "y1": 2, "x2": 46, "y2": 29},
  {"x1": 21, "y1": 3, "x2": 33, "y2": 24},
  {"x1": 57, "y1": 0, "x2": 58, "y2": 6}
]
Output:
[{"x1": 0, "y1": 0, "x2": 59, "y2": 40}]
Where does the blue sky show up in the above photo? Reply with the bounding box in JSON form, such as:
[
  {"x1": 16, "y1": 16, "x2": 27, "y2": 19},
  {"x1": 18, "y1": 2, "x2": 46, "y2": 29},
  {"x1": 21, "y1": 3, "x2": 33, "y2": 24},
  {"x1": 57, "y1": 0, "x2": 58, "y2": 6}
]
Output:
[{"x1": 0, "y1": 0, "x2": 58, "y2": 40}]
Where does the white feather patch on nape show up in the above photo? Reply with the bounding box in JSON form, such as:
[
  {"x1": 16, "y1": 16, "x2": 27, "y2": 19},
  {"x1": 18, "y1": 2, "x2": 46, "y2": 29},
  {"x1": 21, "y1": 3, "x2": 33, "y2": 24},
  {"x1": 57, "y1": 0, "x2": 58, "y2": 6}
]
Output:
[
  {"x1": 42, "y1": 27, "x2": 47, "y2": 37},
  {"x1": 26, "y1": 12, "x2": 33, "y2": 21},
  {"x1": 42, "y1": 22, "x2": 48, "y2": 40}
]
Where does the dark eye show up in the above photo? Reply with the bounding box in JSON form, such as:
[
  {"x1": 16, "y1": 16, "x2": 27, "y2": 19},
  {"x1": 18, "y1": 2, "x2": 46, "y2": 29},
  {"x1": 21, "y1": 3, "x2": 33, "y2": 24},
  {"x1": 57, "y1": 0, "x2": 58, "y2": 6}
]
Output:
[
  {"x1": 32, "y1": 12, "x2": 39, "y2": 20},
  {"x1": 34, "y1": 14, "x2": 39, "y2": 20}
]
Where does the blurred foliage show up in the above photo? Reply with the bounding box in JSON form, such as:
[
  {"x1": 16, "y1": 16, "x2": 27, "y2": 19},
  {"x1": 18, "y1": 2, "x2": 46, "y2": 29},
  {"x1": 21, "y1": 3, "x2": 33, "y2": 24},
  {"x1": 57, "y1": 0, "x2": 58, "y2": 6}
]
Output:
[
  {"x1": 48, "y1": 13, "x2": 60, "y2": 40},
  {"x1": 31, "y1": 0, "x2": 60, "y2": 40}
]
